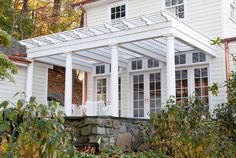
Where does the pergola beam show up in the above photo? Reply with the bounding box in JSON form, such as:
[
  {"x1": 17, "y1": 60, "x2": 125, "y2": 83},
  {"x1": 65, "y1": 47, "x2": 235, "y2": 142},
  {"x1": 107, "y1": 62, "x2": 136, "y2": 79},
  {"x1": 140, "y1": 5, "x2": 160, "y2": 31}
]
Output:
[
  {"x1": 36, "y1": 56, "x2": 93, "y2": 72},
  {"x1": 120, "y1": 43, "x2": 166, "y2": 63},
  {"x1": 75, "y1": 51, "x2": 128, "y2": 68}
]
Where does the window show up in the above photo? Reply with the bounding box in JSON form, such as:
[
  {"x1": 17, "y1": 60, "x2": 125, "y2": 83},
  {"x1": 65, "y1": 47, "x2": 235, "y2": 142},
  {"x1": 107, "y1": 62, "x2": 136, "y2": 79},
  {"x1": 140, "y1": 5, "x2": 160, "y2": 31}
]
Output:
[
  {"x1": 192, "y1": 52, "x2": 206, "y2": 63},
  {"x1": 176, "y1": 70, "x2": 188, "y2": 106},
  {"x1": 97, "y1": 78, "x2": 107, "y2": 103},
  {"x1": 150, "y1": 73, "x2": 161, "y2": 114},
  {"x1": 165, "y1": 0, "x2": 184, "y2": 18},
  {"x1": 148, "y1": 59, "x2": 159, "y2": 68},
  {"x1": 96, "y1": 65, "x2": 105, "y2": 74},
  {"x1": 194, "y1": 68, "x2": 209, "y2": 104},
  {"x1": 111, "y1": 4, "x2": 126, "y2": 20},
  {"x1": 230, "y1": 0, "x2": 236, "y2": 21},
  {"x1": 175, "y1": 54, "x2": 186, "y2": 65},
  {"x1": 131, "y1": 60, "x2": 142, "y2": 70}
]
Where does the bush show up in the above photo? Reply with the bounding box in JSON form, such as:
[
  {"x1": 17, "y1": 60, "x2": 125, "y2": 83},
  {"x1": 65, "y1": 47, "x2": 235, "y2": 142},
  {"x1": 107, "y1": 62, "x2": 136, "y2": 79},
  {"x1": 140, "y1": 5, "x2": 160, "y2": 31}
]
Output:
[
  {"x1": 0, "y1": 97, "x2": 77, "y2": 158},
  {"x1": 149, "y1": 98, "x2": 236, "y2": 157}
]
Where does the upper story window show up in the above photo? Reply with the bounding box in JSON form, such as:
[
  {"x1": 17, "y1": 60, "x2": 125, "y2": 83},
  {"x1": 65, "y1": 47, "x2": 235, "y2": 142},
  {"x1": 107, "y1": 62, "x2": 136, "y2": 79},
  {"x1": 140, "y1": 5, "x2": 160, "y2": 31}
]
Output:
[
  {"x1": 175, "y1": 54, "x2": 186, "y2": 65},
  {"x1": 230, "y1": 0, "x2": 236, "y2": 21},
  {"x1": 192, "y1": 52, "x2": 206, "y2": 63},
  {"x1": 165, "y1": 0, "x2": 184, "y2": 19},
  {"x1": 131, "y1": 60, "x2": 142, "y2": 70},
  {"x1": 111, "y1": 4, "x2": 126, "y2": 20},
  {"x1": 96, "y1": 65, "x2": 105, "y2": 74},
  {"x1": 148, "y1": 59, "x2": 159, "y2": 68}
]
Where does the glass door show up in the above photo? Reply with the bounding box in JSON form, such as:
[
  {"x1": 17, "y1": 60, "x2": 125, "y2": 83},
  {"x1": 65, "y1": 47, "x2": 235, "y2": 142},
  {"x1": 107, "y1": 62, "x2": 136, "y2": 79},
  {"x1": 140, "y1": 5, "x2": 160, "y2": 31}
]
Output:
[
  {"x1": 132, "y1": 72, "x2": 162, "y2": 118},
  {"x1": 132, "y1": 74, "x2": 145, "y2": 118}
]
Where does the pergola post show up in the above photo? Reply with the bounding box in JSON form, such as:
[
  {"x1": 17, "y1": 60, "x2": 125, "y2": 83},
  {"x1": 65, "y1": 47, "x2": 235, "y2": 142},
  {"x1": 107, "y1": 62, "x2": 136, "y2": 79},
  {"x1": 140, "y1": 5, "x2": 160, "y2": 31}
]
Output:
[
  {"x1": 110, "y1": 44, "x2": 119, "y2": 117},
  {"x1": 65, "y1": 52, "x2": 73, "y2": 116},
  {"x1": 166, "y1": 35, "x2": 176, "y2": 100},
  {"x1": 26, "y1": 61, "x2": 34, "y2": 101}
]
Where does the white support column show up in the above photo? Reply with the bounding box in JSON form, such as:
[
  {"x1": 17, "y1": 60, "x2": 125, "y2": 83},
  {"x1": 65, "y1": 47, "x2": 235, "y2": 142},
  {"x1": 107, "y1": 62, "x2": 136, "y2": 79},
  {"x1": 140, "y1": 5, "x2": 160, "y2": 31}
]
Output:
[
  {"x1": 26, "y1": 61, "x2": 34, "y2": 101},
  {"x1": 166, "y1": 35, "x2": 176, "y2": 100},
  {"x1": 65, "y1": 52, "x2": 73, "y2": 116},
  {"x1": 111, "y1": 44, "x2": 119, "y2": 117}
]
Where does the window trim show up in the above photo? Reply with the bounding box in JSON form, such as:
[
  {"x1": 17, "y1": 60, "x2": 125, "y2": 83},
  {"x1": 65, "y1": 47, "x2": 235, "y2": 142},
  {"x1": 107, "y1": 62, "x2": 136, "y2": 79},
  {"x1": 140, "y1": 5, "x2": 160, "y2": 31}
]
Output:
[
  {"x1": 95, "y1": 77, "x2": 108, "y2": 104},
  {"x1": 107, "y1": 1, "x2": 128, "y2": 22},
  {"x1": 230, "y1": 0, "x2": 236, "y2": 22},
  {"x1": 163, "y1": 0, "x2": 186, "y2": 19}
]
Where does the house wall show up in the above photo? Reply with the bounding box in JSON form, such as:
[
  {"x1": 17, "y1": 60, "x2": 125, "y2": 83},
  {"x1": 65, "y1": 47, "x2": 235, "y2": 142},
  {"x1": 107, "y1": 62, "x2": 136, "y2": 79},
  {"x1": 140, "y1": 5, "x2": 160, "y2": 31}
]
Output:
[
  {"x1": 32, "y1": 62, "x2": 51, "y2": 104},
  {"x1": 0, "y1": 65, "x2": 27, "y2": 104},
  {"x1": 84, "y1": 0, "x2": 235, "y2": 116},
  {"x1": 223, "y1": 0, "x2": 236, "y2": 38}
]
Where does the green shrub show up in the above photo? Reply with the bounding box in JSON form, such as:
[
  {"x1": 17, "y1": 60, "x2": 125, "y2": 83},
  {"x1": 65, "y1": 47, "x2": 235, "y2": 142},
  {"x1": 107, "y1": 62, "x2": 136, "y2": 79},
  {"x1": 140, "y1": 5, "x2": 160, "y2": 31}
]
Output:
[{"x1": 0, "y1": 97, "x2": 77, "y2": 158}]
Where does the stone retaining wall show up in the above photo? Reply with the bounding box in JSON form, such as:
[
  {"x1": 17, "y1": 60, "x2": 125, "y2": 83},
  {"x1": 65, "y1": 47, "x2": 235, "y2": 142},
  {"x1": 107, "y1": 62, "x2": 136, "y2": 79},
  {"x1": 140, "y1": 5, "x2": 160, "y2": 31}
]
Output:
[{"x1": 65, "y1": 116, "x2": 151, "y2": 151}]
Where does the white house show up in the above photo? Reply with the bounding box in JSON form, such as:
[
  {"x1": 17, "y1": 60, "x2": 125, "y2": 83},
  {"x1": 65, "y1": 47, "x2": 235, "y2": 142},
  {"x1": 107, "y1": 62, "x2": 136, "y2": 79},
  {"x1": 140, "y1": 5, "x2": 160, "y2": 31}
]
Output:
[
  {"x1": 0, "y1": 40, "x2": 51, "y2": 105},
  {"x1": 18, "y1": 0, "x2": 236, "y2": 118}
]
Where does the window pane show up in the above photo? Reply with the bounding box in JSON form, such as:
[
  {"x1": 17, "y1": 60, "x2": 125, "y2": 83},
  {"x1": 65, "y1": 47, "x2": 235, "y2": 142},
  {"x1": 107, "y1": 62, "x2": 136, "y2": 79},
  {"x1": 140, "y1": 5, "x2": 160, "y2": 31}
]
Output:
[
  {"x1": 194, "y1": 69, "x2": 200, "y2": 77},
  {"x1": 116, "y1": 6, "x2": 120, "y2": 12},
  {"x1": 121, "y1": 5, "x2": 125, "y2": 11},
  {"x1": 111, "y1": 8, "x2": 115, "y2": 13},
  {"x1": 172, "y1": 0, "x2": 177, "y2": 5},
  {"x1": 193, "y1": 53, "x2": 199, "y2": 63},
  {"x1": 201, "y1": 68, "x2": 208, "y2": 77},
  {"x1": 137, "y1": 60, "x2": 142, "y2": 69},
  {"x1": 180, "y1": 54, "x2": 186, "y2": 64},
  {"x1": 121, "y1": 11, "x2": 126, "y2": 17},
  {"x1": 132, "y1": 61, "x2": 136, "y2": 70},
  {"x1": 101, "y1": 65, "x2": 105, "y2": 73},
  {"x1": 175, "y1": 55, "x2": 179, "y2": 65},
  {"x1": 200, "y1": 53, "x2": 206, "y2": 62},
  {"x1": 148, "y1": 59, "x2": 153, "y2": 68}
]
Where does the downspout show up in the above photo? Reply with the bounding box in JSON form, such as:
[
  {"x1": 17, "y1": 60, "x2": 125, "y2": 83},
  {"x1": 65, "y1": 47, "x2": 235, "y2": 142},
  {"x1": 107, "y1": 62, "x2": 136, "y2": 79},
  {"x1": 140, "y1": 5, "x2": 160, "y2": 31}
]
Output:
[{"x1": 224, "y1": 40, "x2": 230, "y2": 100}]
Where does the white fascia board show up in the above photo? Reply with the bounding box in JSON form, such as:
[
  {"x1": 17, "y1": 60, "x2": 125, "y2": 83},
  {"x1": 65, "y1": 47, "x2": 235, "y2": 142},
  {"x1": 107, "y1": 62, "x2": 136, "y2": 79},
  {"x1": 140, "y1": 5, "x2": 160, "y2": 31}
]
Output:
[
  {"x1": 161, "y1": 12, "x2": 217, "y2": 57},
  {"x1": 173, "y1": 28, "x2": 217, "y2": 57},
  {"x1": 27, "y1": 22, "x2": 172, "y2": 58},
  {"x1": 75, "y1": 51, "x2": 128, "y2": 68},
  {"x1": 120, "y1": 43, "x2": 166, "y2": 63},
  {"x1": 36, "y1": 57, "x2": 92, "y2": 72}
]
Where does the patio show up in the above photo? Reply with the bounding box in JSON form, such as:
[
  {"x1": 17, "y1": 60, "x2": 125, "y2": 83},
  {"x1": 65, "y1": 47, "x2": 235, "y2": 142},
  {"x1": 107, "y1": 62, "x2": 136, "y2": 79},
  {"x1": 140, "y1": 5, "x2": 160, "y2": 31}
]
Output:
[{"x1": 20, "y1": 11, "x2": 216, "y2": 117}]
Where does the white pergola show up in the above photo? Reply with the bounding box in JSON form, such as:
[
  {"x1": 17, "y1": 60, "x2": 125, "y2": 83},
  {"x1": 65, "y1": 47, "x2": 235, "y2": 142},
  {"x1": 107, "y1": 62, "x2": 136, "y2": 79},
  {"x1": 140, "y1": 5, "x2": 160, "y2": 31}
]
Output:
[{"x1": 20, "y1": 11, "x2": 216, "y2": 117}]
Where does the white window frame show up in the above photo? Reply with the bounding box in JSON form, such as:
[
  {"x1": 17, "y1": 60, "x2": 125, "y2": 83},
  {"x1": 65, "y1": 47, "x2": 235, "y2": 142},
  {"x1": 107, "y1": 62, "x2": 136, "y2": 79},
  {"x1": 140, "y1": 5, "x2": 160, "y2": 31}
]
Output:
[
  {"x1": 230, "y1": 0, "x2": 236, "y2": 22},
  {"x1": 129, "y1": 58, "x2": 163, "y2": 72},
  {"x1": 164, "y1": 0, "x2": 186, "y2": 19},
  {"x1": 95, "y1": 77, "x2": 109, "y2": 104},
  {"x1": 94, "y1": 64, "x2": 110, "y2": 76},
  {"x1": 107, "y1": 1, "x2": 128, "y2": 22}
]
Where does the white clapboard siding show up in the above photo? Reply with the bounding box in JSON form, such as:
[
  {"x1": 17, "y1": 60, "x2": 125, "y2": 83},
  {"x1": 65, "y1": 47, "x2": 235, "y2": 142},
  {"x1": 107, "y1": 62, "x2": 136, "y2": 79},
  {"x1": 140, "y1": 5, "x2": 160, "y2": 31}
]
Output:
[
  {"x1": 223, "y1": 0, "x2": 236, "y2": 38},
  {"x1": 86, "y1": 0, "x2": 161, "y2": 26},
  {"x1": 32, "y1": 62, "x2": 50, "y2": 104},
  {"x1": 186, "y1": 0, "x2": 222, "y2": 38},
  {"x1": 0, "y1": 65, "x2": 27, "y2": 104},
  {"x1": 229, "y1": 41, "x2": 236, "y2": 72},
  {"x1": 86, "y1": 72, "x2": 94, "y2": 101}
]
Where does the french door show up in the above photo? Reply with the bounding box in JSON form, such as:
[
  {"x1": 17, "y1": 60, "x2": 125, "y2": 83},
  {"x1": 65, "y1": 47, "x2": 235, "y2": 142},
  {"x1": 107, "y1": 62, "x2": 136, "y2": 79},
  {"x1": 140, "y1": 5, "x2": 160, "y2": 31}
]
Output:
[{"x1": 131, "y1": 72, "x2": 161, "y2": 118}]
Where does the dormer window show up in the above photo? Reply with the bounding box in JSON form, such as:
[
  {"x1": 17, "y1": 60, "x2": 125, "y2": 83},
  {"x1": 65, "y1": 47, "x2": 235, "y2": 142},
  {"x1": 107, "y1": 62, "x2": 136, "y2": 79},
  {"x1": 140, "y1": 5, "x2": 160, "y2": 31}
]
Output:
[
  {"x1": 230, "y1": 0, "x2": 236, "y2": 21},
  {"x1": 111, "y1": 4, "x2": 126, "y2": 20},
  {"x1": 165, "y1": 0, "x2": 184, "y2": 18}
]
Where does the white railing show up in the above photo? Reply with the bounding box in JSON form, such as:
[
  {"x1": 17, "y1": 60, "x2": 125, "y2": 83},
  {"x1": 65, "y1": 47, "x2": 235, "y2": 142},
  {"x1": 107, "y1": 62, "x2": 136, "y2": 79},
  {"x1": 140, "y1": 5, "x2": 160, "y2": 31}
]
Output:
[{"x1": 56, "y1": 101, "x2": 112, "y2": 117}]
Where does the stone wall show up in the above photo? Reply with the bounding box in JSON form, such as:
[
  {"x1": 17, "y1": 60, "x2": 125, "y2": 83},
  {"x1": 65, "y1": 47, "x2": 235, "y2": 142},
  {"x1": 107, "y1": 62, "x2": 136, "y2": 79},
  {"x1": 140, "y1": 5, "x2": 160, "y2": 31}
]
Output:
[{"x1": 65, "y1": 117, "x2": 151, "y2": 151}]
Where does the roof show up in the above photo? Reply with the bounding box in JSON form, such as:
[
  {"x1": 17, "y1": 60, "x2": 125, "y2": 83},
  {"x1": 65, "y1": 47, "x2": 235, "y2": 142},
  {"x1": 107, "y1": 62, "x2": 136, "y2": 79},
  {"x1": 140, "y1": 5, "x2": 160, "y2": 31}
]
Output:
[
  {"x1": 0, "y1": 38, "x2": 30, "y2": 64},
  {"x1": 72, "y1": 0, "x2": 99, "y2": 7}
]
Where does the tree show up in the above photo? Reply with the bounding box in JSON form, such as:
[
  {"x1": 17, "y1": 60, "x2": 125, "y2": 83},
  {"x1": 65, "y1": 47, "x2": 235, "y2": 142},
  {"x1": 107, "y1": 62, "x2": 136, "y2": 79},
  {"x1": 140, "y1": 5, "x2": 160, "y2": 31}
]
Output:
[{"x1": 0, "y1": 29, "x2": 17, "y2": 83}]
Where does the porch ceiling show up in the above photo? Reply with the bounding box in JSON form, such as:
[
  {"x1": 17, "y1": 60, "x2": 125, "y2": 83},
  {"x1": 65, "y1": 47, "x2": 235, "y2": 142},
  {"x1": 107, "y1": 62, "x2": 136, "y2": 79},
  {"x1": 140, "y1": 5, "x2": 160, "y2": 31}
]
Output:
[{"x1": 20, "y1": 11, "x2": 216, "y2": 70}]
